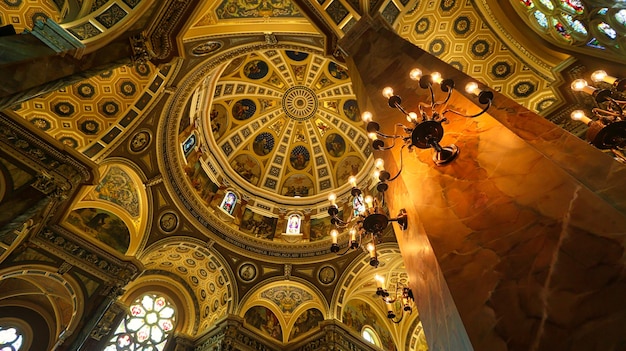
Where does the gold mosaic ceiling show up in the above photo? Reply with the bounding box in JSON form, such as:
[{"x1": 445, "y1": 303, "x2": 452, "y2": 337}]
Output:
[{"x1": 185, "y1": 48, "x2": 371, "y2": 203}]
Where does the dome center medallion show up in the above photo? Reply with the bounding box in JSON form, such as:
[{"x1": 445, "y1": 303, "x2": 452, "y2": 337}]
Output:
[{"x1": 282, "y1": 86, "x2": 318, "y2": 121}]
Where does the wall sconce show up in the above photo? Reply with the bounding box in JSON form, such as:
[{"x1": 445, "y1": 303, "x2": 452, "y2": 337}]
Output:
[
  {"x1": 328, "y1": 172, "x2": 408, "y2": 268},
  {"x1": 375, "y1": 274, "x2": 414, "y2": 323},
  {"x1": 364, "y1": 68, "x2": 493, "y2": 166},
  {"x1": 570, "y1": 71, "x2": 626, "y2": 159}
]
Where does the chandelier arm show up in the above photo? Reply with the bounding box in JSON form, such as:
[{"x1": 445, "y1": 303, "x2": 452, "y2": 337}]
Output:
[
  {"x1": 442, "y1": 99, "x2": 492, "y2": 118},
  {"x1": 433, "y1": 88, "x2": 453, "y2": 108},
  {"x1": 387, "y1": 144, "x2": 406, "y2": 182},
  {"x1": 427, "y1": 85, "x2": 437, "y2": 110}
]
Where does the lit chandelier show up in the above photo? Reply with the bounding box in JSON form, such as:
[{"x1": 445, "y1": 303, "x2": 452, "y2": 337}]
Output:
[
  {"x1": 327, "y1": 171, "x2": 408, "y2": 268},
  {"x1": 375, "y1": 274, "x2": 415, "y2": 323},
  {"x1": 570, "y1": 70, "x2": 626, "y2": 159},
  {"x1": 363, "y1": 68, "x2": 493, "y2": 166}
]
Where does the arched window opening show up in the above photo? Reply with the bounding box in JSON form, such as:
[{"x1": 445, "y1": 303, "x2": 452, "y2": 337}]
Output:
[
  {"x1": 362, "y1": 326, "x2": 381, "y2": 347},
  {"x1": 103, "y1": 294, "x2": 176, "y2": 351},
  {"x1": 0, "y1": 326, "x2": 23, "y2": 351},
  {"x1": 286, "y1": 213, "x2": 301, "y2": 235},
  {"x1": 220, "y1": 191, "x2": 238, "y2": 215}
]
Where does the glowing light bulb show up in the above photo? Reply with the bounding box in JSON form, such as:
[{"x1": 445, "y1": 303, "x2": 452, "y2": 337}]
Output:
[
  {"x1": 465, "y1": 82, "x2": 480, "y2": 95},
  {"x1": 365, "y1": 195, "x2": 374, "y2": 207},
  {"x1": 328, "y1": 193, "x2": 336, "y2": 205},
  {"x1": 373, "y1": 170, "x2": 381, "y2": 179},
  {"x1": 374, "y1": 158, "x2": 385, "y2": 169},
  {"x1": 382, "y1": 87, "x2": 394, "y2": 99},
  {"x1": 571, "y1": 79, "x2": 589, "y2": 92},
  {"x1": 407, "y1": 111, "x2": 418, "y2": 122},
  {"x1": 361, "y1": 111, "x2": 373, "y2": 123},
  {"x1": 375, "y1": 274, "x2": 385, "y2": 289},
  {"x1": 431, "y1": 72, "x2": 443, "y2": 84},
  {"x1": 591, "y1": 70, "x2": 607, "y2": 83},
  {"x1": 367, "y1": 243, "x2": 376, "y2": 257},
  {"x1": 349, "y1": 176, "x2": 357, "y2": 187},
  {"x1": 368, "y1": 132, "x2": 378, "y2": 140},
  {"x1": 409, "y1": 68, "x2": 422, "y2": 81},
  {"x1": 570, "y1": 110, "x2": 592, "y2": 124},
  {"x1": 330, "y1": 229, "x2": 338, "y2": 243},
  {"x1": 350, "y1": 228, "x2": 357, "y2": 241}
]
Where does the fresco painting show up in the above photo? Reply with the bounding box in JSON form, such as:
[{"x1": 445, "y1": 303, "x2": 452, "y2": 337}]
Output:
[
  {"x1": 328, "y1": 62, "x2": 349, "y2": 80},
  {"x1": 95, "y1": 166, "x2": 140, "y2": 217},
  {"x1": 343, "y1": 99, "x2": 360, "y2": 122},
  {"x1": 240, "y1": 208, "x2": 278, "y2": 240},
  {"x1": 185, "y1": 159, "x2": 219, "y2": 205},
  {"x1": 285, "y1": 50, "x2": 309, "y2": 61},
  {"x1": 325, "y1": 133, "x2": 346, "y2": 158},
  {"x1": 244, "y1": 60, "x2": 269, "y2": 80},
  {"x1": 342, "y1": 299, "x2": 396, "y2": 351},
  {"x1": 244, "y1": 306, "x2": 283, "y2": 342},
  {"x1": 230, "y1": 154, "x2": 261, "y2": 185},
  {"x1": 309, "y1": 213, "x2": 340, "y2": 241},
  {"x1": 253, "y1": 132, "x2": 275, "y2": 156},
  {"x1": 336, "y1": 156, "x2": 363, "y2": 185},
  {"x1": 281, "y1": 174, "x2": 313, "y2": 197},
  {"x1": 289, "y1": 308, "x2": 324, "y2": 340},
  {"x1": 209, "y1": 103, "x2": 228, "y2": 140},
  {"x1": 289, "y1": 146, "x2": 310, "y2": 170},
  {"x1": 66, "y1": 208, "x2": 130, "y2": 254},
  {"x1": 232, "y1": 99, "x2": 256, "y2": 121}
]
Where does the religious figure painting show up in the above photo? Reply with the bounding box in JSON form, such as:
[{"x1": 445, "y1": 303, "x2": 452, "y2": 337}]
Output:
[
  {"x1": 209, "y1": 103, "x2": 228, "y2": 140},
  {"x1": 343, "y1": 99, "x2": 360, "y2": 122},
  {"x1": 185, "y1": 160, "x2": 219, "y2": 205},
  {"x1": 309, "y1": 215, "x2": 338, "y2": 241},
  {"x1": 230, "y1": 154, "x2": 261, "y2": 185},
  {"x1": 285, "y1": 50, "x2": 308, "y2": 61},
  {"x1": 328, "y1": 62, "x2": 349, "y2": 80},
  {"x1": 244, "y1": 59, "x2": 269, "y2": 80},
  {"x1": 253, "y1": 132, "x2": 275, "y2": 156},
  {"x1": 232, "y1": 99, "x2": 256, "y2": 121},
  {"x1": 281, "y1": 174, "x2": 313, "y2": 197},
  {"x1": 343, "y1": 300, "x2": 396, "y2": 351},
  {"x1": 240, "y1": 208, "x2": 277, "y2": 240},
  {"x1": 244, "y1": 306, "x2": 283, "y2": 342},
  {"x1": 94, "y1": 166, "x2": 139, "y2": 218},
  {"x1": 289, "y1": 146, "x2": 310, "y2": 170},
  {"x1": 336, "y1": 156, "x2": 363, "y2": 185},
  {"x1": 325, "y1": 133, "x2": 346, "y2": 158},
  {"x1": 289, "y1": 308, "x2": 324, "y2": 341},
  {"x1": 65, "y1": 208, "x2": 130, "y2": 254}
]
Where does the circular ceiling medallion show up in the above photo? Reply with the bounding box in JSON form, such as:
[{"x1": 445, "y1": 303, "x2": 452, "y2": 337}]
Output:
[{"x1": 282, "y1": 86, "x2": 318, "y2": 121}]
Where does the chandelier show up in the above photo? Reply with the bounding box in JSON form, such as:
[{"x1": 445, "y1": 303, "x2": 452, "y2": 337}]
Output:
[
  {"x1": 570, "y1": 70, "x2": 626, "y2": 159},
  {"x1": 363, "y1": 68, "x2": 493, "y2": 166},
  {"x1": 327, "y1": 171, "x2": 407, "y2": 268},
  {"x1": 375, "y1": 274, "x2": 415, "y2": 323}
]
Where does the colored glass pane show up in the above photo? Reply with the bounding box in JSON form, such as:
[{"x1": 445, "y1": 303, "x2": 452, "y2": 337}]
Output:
[
  {"x1": 539, "y1": 0, "x2": 554, "y2": 10},
  {"x1": 104, "y1": 294, "x2": 176, "y2": 351},
  {"x1": 553, "y1": 19, "x2": 572, "y2": 40},
  {"x1": 616, "y1": 10, "x2": 626, "y2": 25},
  {"x1": 586, "y1": 38, "x2": 605, "y2": 49},
  {"x1": 560, "y1": 0, "x2": 584, "y2": 14},
  {"x1": 0, "y1": 327, "x2": 23, "y2": 351},
  {"x1": 597, "y1": 8, "x2": 608, "y2": 15},
  {"x1": 534, "y1": 11, "x2": 549, "y2": 28},
  {"x1": 598, "y1": 22, "x2": 617, "y2": 40},
  {"x1": 520, "y1": 0, "x2": 534, "y2": 8},
  {"x1": 562, "y1": 14, "x2": 587, "y2": 35}
]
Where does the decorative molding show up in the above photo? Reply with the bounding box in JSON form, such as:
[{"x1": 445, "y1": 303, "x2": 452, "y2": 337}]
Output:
[{"x1": 27, "y1": 19, "x2": 86, "y2": 58}]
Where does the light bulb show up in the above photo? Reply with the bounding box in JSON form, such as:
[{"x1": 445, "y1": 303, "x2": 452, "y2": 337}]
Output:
[
  {"x1": 407, "y1": 111, "x2": 418, "y2": 122},
  {"x1": 328, "y1": 193, "x2": 336, "y2": 205},
  {"x1": 365, "y1": 195, "x2": 373, "y2": 207},
  {"x1": 375, "y1": 274, "x2": 385, "y2": 288},
  {"x1": 330, "y1": 229, "x2": 338, "y2": 243},
  {"x1": 374, "y1": 158, "x2": 384, "y2": 169},
  {"x1": 431, "y1": 72, "x2": 443, "y2": 84},
  {"x1": 591, "y1": 70, "x2": 607, "y2": 83},
  {"x1": 409, "y1": 68, "x2": 422, "y2": 81},
  {"x1": 368, "y1": 132, "x2": 378, "y2": 140},
  {"x1": 350, "y1": 228, "x2": 357, "y2": 241},
  {"x1": 349, "y1": 176, "x2": 357, "y2": 187},
  {"x1": 571, "y1": 79, "x2": 589, "y2": 91},
  {"x1": 570, "y1": 110, "x2": 592, "y2": 124},
  {"x1": 361, "y1": 111, "x2": 373, "y2": 123},
  {"x1": 367, "y1": 243, "x2": 376, "y2": 257},
  {"x1": 465, "y1": 82, "x2": 480, "y2": 95},
  {"x1": 373, "y1": 170, "x2": 380, "y2": 179},
  {"x1": 382, "y1": 87, "x2": 394, "y2": 99}
]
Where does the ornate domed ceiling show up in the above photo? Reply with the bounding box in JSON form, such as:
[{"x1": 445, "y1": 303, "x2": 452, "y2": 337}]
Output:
[{"x1": 165, "y1": 45, "x2": 376, "y2": 255}]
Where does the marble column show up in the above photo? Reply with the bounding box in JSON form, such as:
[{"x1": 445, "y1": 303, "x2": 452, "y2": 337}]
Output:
[{"x1": 339, "y1": 15, "x2": 626, "y2": 351}]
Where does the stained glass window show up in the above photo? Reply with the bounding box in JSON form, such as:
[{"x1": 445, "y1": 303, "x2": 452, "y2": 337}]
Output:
[
  {"x1": 220, "y1": 191, "x2": 237, "y2": 215},
  {"x1": 520, "y1": 0, "x2": 534, "y2": 8},
  {"x1": 352, "y1": 194, "x2": 365, "y2": 217},
  {"x1": 362, "y1": 327, "x2": 381, "y2": 347},
  {"x1": 539, "y1": 0, "x2": 554, "y2": 10},
  {"x1": 286, "y1": 214, "x2": 301, "y2": 234},
  {"x1": 103, "y1": 294, "x2": 176, "y2": 351},
  {"x1": 616, "y1": 10, "x2": 626, "y2": 25},
  {"x1": 553, "y1": 19, "x2": 572, "y2": 40},
  {"x1": 534, "y1": 11, "x2": 548, "y2": 28},
  {"x1": 598, "y1": 22, "x2": 617, "y2": 40},
  {"x1": 597, "y1": 8, "x2": 608, "y2": 16},
  {"x1": 562, "y1": 14, "x2": 587, "y2": 35},
  {"x1": 560, "y1": 0, "x2": 584, "y2": 14},
  {"x1": 0, "y1": 327, "x2": 23, "y2": 351}
]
